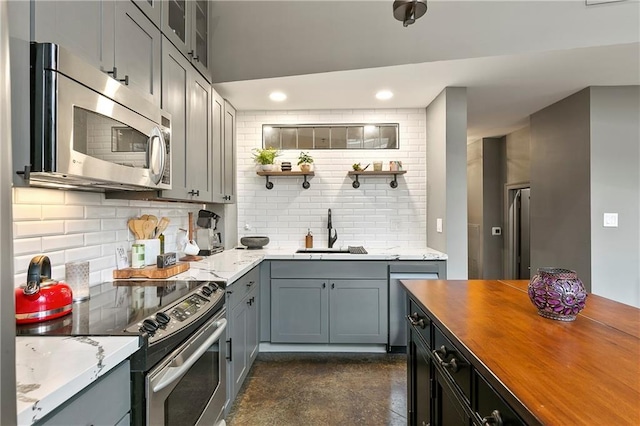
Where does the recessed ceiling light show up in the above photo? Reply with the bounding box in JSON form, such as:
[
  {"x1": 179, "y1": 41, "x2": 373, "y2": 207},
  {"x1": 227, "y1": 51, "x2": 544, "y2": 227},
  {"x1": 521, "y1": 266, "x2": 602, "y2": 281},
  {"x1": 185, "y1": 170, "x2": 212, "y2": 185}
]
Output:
[
  {"x1": 269, "y1": 92, "x2": 287, "y2": 102},
  {"x1": 376, "y1": 90, "x2": 393, "y2": 100}
]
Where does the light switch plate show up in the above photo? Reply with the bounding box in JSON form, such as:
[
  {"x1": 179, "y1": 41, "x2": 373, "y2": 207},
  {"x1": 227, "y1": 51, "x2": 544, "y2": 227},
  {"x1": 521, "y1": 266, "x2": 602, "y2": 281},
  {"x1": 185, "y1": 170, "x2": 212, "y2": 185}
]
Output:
[
  {"x1": 603, "y1": 213, "x2": 618, "y2": 227},
  {"x1": 436, "y1": 218, "x2": 443, "y2": 233}
]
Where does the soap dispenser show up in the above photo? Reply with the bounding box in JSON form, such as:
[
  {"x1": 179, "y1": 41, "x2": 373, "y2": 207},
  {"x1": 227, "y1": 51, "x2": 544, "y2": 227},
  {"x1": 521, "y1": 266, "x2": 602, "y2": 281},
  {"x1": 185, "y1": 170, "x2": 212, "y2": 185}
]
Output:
[{"x1": 305, "y1": 229, "x2": 313, "y2": 248}]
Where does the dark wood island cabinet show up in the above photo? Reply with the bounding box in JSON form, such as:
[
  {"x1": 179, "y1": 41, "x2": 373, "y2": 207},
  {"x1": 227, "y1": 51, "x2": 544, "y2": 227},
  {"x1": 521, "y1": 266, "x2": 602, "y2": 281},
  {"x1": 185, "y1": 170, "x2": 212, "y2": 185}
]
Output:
[{"x1": 402, "y1": 279, "x2": 640, "y2": 426}]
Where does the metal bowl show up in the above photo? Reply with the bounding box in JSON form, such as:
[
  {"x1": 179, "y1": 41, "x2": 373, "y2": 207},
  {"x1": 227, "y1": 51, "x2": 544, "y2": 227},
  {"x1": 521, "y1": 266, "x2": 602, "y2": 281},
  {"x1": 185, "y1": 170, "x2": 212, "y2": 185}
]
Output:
[{"x1": 240, "y1": 236, "x2": 270, "y2": 249}]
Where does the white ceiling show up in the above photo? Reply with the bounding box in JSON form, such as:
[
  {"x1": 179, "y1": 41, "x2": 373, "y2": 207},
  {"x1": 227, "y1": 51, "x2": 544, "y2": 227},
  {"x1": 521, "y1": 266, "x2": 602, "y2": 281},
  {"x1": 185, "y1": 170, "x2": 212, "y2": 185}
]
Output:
[{"x1": 211, "y1": 1, "x2": 640, "y2": 141}]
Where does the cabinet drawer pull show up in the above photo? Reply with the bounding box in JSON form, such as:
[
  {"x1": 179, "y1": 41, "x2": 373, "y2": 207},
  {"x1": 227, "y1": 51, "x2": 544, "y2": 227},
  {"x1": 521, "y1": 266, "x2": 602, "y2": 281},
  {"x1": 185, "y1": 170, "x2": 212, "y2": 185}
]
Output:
[
  {"x1": 407, "y1": 313, "x2": 426, "y2": 329},
  {"x1": 188, "y1": 189, "x2": 200, "y2": 197},
  {"x1": 247, "y1": 281, "x2": 254, "y2": 287},
  {"x1": 481, "y1": 410, "x2": 503, "y2": 426},
  {"x1": 432, "y1": 345, "x2": 461, "y2": 373}
]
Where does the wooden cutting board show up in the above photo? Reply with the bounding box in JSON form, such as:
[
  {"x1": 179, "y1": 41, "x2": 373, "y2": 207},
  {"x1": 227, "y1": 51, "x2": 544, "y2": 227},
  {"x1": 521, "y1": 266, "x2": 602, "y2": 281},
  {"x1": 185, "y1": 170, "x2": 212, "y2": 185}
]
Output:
[{"x1": 112, "y1": 262, "x2": 190, "y2": 279}]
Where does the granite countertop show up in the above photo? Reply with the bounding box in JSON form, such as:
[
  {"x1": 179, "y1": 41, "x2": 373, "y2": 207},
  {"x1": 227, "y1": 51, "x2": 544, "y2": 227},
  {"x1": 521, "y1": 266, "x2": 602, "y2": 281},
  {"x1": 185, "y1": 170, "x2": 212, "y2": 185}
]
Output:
[
  {"x1": 16, "y1": 336, "x2": 140, "y2": 425},
  {"x1": 173, "y1": 246, "x2": 448, "y2": 283},
  {"x1": 15, "y1": 245, "x2": 446, "y2": 423}
]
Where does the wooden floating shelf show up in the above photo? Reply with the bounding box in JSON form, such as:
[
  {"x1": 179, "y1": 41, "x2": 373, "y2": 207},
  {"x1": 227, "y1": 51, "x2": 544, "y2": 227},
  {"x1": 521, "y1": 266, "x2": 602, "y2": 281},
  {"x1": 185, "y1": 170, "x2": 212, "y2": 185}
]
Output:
[
  {"x1": 256, "y1": 171, "x2": 315, "y2": 189},
  {"x1": 347, "y1": 170, "x2": 407, "y2": 188}
]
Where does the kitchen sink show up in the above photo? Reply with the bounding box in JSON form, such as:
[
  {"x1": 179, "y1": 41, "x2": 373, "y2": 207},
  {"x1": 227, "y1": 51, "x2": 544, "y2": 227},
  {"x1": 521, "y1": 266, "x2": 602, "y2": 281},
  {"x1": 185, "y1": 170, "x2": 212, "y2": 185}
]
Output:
[
  {"x1": 295, "y1": 246, "x2": 368, "y2": 254},
  {"x1": 296, "y1": 248, "x2": 350, "y2": 254}
]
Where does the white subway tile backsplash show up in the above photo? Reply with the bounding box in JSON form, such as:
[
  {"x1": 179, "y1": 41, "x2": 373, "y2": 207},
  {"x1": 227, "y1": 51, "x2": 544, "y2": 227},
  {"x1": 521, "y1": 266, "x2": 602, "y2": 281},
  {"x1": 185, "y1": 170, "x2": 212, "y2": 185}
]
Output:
[
  {"x1": 85, "y1": 206, "x2": 117, "y2": 218},
  {"x1": 13, "y1": 204, "x2": 42, "y2": 220},
  {"x1": 64, "y1": 191, "x2": 102, "y2": 206},
  {"x1": 237, "y1": 108, "x2": 427, "y2": 249},
  {"x1": 12, "y1": 186, "x2": 200, "y2": 286},
  {"x1": 65, "y1": 219, "x2": 102, "y2": 234},
  {"x1": 13, "y1": 187, "x2": 65, "y2": 205},
  {"x1": 42, "y1": 234, "x2": 84, "y2": 252},
  {"x1": 14, "y1": 238, "x2": 42, "y2": 255},
  {"x1": 14, "y1": 220, "x2": 65, "y2": 238}
]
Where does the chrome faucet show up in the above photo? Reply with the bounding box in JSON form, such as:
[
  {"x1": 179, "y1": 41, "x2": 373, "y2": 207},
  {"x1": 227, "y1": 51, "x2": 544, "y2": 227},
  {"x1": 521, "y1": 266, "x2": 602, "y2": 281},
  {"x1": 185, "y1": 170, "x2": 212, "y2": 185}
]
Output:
[{"x1": 327, "y1": 209, "x2": 338, "y2": 248}]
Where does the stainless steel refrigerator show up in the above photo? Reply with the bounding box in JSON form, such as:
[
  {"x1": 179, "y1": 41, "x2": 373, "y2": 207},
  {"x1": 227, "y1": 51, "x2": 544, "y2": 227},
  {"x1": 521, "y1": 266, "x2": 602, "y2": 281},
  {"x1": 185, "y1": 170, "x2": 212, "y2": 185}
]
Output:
[{"x1": 0, "y1": 0, "x2": 16, "y2": 422}]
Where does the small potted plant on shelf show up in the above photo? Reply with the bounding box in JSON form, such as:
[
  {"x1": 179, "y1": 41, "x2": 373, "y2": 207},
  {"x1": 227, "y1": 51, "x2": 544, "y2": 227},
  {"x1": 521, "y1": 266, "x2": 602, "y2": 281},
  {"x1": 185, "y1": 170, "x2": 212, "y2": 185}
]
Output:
[
  {"x1": 252, "y1": 147, "x2": 281, "y2": 171},
  {"x1": 297, "y1": 151, "x2": 314, "y2": 173}
]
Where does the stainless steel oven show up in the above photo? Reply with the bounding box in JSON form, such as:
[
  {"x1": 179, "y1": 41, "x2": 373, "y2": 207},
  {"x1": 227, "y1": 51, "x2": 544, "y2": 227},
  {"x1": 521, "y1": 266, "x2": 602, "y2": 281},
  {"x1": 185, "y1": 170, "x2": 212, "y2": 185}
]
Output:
[
  {"x1": 16, "y1": 280, "x2": 228, "y2": 426},
  {"x1": 147, "y1": 308, "x2": 227, "y2": 426}
]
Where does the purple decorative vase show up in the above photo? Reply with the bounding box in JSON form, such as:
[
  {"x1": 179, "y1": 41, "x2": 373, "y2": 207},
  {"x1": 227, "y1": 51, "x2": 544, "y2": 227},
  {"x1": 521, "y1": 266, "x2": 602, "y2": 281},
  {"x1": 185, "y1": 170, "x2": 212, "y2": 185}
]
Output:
[{"x1": 528, "y1": 268, "x2": 587, "y2": 321}]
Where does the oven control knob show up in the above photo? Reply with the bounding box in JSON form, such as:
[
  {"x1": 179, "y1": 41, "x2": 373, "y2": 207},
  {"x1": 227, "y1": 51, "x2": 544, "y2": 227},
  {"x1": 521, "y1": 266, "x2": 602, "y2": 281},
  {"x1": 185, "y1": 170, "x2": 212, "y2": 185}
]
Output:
[
  {"x1": 155, "y1": 312, "x2": 170, "y2": 327},
  {"x1": 141, "y1": 318, "x2": 159, "y2": 334},
  {"x1": 201, "y1": 285, "x2": 213, "y2": 297}
]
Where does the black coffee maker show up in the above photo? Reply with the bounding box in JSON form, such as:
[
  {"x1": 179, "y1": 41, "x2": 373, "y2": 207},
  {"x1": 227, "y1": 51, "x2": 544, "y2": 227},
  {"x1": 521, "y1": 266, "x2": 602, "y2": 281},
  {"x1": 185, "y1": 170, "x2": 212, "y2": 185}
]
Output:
[{"x1": 196, "y1": 210, "x2": 223, "y2": 255}]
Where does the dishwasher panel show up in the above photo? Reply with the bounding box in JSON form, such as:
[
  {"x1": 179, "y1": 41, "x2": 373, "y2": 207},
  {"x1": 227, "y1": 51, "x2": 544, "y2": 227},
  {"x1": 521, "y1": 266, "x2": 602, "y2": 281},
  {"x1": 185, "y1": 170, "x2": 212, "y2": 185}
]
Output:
[{"x1": 389, "y1": 272, "x2": 439, "y2": 351}]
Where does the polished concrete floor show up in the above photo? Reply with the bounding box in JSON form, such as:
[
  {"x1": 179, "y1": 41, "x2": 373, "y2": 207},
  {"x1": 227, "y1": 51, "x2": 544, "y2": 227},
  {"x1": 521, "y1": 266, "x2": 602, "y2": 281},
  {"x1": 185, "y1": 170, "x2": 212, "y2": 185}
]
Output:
[{"x1": 227, "y1": 352, "x2": 407, "y2": 426}]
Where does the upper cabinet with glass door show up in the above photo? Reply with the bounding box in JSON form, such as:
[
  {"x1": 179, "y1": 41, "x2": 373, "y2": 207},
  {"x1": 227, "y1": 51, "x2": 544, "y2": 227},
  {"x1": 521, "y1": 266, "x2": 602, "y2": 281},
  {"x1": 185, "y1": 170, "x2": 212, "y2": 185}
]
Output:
[{"x1": 162, "y1": 0, "x2": 211, "y2": 81}]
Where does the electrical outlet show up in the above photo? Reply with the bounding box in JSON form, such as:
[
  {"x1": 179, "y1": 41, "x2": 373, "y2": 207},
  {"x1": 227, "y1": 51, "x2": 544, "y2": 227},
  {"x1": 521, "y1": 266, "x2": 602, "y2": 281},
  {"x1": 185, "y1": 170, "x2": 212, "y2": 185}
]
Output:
[
  {"x1": 244, "y1": 223, "x2": 251, "y2": 231},
  {"x1": 436, "y1": 218, "x2": 443, "y2": 233},
  {"x1": 492, "y1": 227, "x2": 502, "y2": 236},
  {"x1": 603, "y1": 213, "x2": 618, "y2": 228}
]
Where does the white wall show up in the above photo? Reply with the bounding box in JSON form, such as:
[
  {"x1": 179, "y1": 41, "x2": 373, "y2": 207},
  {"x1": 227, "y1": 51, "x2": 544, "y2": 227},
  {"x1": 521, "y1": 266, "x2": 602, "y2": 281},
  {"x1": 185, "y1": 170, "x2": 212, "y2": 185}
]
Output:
[
  {"x1": 235, "y1": 109, "x2": 428, "y2": 250},
  {"x1": 12, "y1": 187, "x2": 201, "y2": 288}
]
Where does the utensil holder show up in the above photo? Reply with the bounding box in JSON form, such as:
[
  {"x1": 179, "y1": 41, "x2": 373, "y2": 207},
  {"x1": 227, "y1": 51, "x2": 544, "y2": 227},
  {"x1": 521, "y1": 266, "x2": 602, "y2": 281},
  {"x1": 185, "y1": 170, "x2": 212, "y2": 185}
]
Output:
[{"x1": 135, "y1": 239, "x2": 161, "y2": 266}]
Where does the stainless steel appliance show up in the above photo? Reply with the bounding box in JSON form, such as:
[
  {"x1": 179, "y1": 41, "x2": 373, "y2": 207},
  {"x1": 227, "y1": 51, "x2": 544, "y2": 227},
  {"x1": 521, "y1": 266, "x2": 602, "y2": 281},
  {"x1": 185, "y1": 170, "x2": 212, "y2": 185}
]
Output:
[
  {"x1": 197, "y1": 210, "x2": 224, "y2": 256},
  {"x1": 17, "y1": 280, "x2": 227, "y2": 426},
  {"x1": 389, "y1": 262, "x2": 445, "y2": 352},
  {"x1": 22, "y1": 42, "x2": 172, "y2": 191}
]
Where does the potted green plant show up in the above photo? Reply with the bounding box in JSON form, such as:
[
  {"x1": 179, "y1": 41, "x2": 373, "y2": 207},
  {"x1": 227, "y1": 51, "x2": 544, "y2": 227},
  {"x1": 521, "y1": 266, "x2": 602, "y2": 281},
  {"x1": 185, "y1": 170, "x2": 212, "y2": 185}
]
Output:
[
  {"x1": 297, "y1": 151, "x2": 314, "y2": 173},
  {"x1": 252, "y1": 147, "x2": 281, "y2": 171}
]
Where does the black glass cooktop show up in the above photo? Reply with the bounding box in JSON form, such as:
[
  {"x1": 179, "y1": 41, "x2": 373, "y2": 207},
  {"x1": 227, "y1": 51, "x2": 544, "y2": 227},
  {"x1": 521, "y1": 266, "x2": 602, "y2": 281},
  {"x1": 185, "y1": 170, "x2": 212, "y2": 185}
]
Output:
[{"x1": 16, "y1": 280, "x2": 213, "y2": 337}]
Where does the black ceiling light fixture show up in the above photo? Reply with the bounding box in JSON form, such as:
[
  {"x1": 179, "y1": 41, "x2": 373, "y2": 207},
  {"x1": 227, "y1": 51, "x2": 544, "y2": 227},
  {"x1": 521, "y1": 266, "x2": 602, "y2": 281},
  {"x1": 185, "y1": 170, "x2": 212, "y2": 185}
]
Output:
[{"x1": 393, "y1": 0, "x2": 427, "y2": 27}]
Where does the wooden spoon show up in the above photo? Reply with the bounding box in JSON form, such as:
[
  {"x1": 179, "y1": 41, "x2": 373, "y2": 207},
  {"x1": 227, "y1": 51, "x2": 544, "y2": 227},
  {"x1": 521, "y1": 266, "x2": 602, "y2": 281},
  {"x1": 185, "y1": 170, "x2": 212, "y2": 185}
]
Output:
[
  {"x1": 132, "y1": 219, "x2": 146, "y2": 240},
  {"x1": 155, "y1": 217, "x2": 170, "y2": 238},
  {"x1": 142, "y1": 220, "x2": 156, "y2": 239}
]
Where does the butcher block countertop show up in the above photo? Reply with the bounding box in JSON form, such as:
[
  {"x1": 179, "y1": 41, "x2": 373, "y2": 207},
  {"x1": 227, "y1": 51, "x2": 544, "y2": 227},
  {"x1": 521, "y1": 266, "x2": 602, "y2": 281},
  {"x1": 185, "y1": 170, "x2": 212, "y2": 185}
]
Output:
[{"x1": 400, "y1": 279, "x2": 640, "y2": 425}]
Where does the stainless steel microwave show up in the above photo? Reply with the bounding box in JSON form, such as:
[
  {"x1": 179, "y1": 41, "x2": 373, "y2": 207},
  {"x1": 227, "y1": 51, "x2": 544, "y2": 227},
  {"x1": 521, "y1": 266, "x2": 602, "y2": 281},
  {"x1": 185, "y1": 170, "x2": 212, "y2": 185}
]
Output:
[{"x1": 24, "y1": 43, "x2": 171, "y2": 191}]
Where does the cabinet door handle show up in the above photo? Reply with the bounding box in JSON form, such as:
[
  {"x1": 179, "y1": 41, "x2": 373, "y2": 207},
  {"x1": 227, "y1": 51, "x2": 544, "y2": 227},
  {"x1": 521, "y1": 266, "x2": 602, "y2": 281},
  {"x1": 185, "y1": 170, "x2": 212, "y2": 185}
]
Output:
[
  {"x1": 331, "y1": 283, "x2": 335, "y2": 289},
  {"x1": 226, "y1": 339, "x2": 232, "y2": 361},
  {"x1": 407, "y1": 313, "x2": 426, "y2": 329},
  {"x1": 481, "y1": 410, "x2": 503, "y2": 426},
  {"x1": 105, "y1": 66, "x2": 117, "y2": 78},
  {"x1": 118, "y1": 75, "x2": 129, "y2": 86},
  {"x1": 322, "y1": 282, "x2": 326, "y2": 288},
  {"x1": 432, "y1": 345, "x2": 461, "y2": 373},
  {"x1": 188, "y1": 189, "x2": 200, "y2": 197}
]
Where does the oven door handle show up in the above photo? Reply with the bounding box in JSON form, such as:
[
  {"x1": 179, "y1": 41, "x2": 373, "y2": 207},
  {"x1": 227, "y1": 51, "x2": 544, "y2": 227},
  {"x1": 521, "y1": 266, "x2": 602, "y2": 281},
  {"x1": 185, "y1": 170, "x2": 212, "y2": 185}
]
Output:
[{"x1": 152, "y1": 318, "x2": 227, "y2": 393}]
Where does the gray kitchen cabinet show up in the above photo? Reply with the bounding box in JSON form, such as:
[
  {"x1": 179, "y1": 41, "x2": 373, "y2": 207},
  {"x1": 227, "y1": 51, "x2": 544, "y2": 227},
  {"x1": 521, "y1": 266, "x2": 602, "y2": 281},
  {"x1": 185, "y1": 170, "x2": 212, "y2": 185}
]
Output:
[
  {"x1": 271, "y1": 279, "x2": 329, "y2": 343},
  {"x1": 36, "y1": 360, "x2": 130, "y2": 426},
  {"x1": 212, "y1": 92, "x2": 237, "y2": 204},
  {"x1": 113, "y1": 0, "x2": 162, "y2": 106},
  {"x1": 160, "y1": 37, "x2": 212, "y2": 202},
  {"x1": 270, "y1": 261, "x2": 388, "y2": 344},
  {"x1": 329, "y1": 279, "x2": 388, "y2": 344},
  {"x1": 162, "y1": 0, "x2": 211, "y2": 81},
  {"x1": 223, "y1": 100, "x2": 237, "y2": 203},
  {"x1": 32, "y1": 0, "x2": 114, "y2": 75},
  {"x1": 32, "y1": 0, "x2": 161, "y2": 106},
  {"x1": 226, "y1": 266, "x2": 260, "y2": 406},
  {"x1": 132, "y1": 0, "x2": 161, "y2": 27}
]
